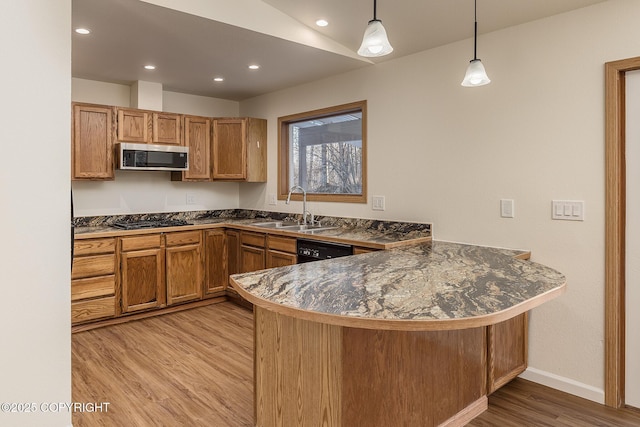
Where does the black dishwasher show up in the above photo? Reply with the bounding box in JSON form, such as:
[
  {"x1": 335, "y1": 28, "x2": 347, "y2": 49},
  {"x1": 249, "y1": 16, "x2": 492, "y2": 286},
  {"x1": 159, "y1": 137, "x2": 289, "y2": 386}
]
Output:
[{"x1": 296, "y1": 238, "x2": 353, "y2": 263}]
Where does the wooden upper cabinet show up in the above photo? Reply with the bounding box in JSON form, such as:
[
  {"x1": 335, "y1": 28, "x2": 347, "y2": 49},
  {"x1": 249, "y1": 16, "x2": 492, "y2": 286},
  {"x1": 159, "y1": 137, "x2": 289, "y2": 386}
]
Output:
[
  {"x1": 152, "y1": 112, "x2": 181, "y2": 145},
  {"x1": 212, "y1": 118, "x2": 267, "y2": 182},
  {"x1": 172, "y1": 115, "x2": 211, "y2": 181},
  {"x1": 117, "y1": 108, "x2": 182, "y2": 145},
  {"x1": 117, "y1": 108, "x2": 150, "y2": 143},
  {"x1": 72, "y1": 103, "x2": 116, "y2": 180}
]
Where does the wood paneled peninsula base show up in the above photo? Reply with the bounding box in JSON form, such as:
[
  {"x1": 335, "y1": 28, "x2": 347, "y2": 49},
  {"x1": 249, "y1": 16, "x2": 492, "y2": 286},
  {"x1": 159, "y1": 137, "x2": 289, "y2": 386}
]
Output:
[{"x1": 230, "y1": 241, "x2": 566, "y2": 427}]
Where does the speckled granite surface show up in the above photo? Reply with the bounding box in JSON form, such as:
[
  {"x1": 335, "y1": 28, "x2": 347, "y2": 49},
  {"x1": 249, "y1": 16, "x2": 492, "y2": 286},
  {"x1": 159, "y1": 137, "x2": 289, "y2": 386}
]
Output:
[
  {"x1": 230, "y1": 241, "x2": 565, "y2": 325},
  {"x1": 73, "y1": 209, "x2": 432, "y2": 247}
]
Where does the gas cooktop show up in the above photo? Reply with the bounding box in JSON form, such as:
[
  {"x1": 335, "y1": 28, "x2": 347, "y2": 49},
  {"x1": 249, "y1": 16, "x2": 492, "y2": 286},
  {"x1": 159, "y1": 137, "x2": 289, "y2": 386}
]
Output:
[{"x1": 111, "y1": 219, "x2": 192, "y2": 230}]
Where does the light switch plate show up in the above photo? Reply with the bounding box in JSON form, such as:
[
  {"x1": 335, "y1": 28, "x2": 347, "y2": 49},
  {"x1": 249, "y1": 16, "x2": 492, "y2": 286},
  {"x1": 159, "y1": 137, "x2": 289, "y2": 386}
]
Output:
[
  {"x1": 268, "y1": 193, "x2": 277, "y2": 206},
  {"x1": 372, "y1": 195, "x2": 385, "y2": 211},
  {"x1": 186, "y1": 193, "x2": 196, "y2": 205},
  {"x1": 552, "y1": 200, "x2": 585, "y2": 221},
  {"x1": 500, "y1": 199, "x2": 515, "y2": 218}
]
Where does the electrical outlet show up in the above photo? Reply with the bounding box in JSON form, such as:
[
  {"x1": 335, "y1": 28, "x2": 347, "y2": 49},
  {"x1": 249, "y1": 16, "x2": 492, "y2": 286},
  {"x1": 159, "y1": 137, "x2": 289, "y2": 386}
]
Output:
[
  {"x1": 268, "y1": 193, "x2": 277, "y2": 206},
  {"x1": 372, "y1": 195, "x2": 385, "y2": 211},
  {"x1": 500, "y1": 199, "x2": 514, "y2": 218},
  {"x1": 552, "y1": 200, "x2": 584, "y2": 221},
  {"x1": 186, "y1": 193, "x2": 196, "y2": 205}
]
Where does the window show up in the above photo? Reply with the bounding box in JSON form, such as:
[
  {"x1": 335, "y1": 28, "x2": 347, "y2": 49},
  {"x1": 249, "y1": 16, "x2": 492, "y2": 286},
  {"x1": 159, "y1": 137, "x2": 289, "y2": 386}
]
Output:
[{"x1": 278, "y1": 100, "x2": 367, "y2": 203}]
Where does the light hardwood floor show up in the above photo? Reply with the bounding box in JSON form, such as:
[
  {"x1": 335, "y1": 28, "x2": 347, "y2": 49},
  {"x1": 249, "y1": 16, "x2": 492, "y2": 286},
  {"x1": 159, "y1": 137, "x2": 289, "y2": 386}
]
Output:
[{"x1": 72, "y1": 303, "x2": 640, "y2": 426}]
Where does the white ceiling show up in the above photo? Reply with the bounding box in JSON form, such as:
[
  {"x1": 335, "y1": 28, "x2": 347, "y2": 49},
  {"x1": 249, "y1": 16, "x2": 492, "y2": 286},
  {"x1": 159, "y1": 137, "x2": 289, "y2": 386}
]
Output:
[{"x1": 72, "y1": 0, "x2": 606, "y2": 101}]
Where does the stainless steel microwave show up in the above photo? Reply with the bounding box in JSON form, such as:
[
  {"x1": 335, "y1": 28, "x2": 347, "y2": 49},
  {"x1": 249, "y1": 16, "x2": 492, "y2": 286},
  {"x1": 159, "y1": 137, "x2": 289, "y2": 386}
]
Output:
[{"x1": 116, "y1": 143, "x2": 189, "y2": 171}]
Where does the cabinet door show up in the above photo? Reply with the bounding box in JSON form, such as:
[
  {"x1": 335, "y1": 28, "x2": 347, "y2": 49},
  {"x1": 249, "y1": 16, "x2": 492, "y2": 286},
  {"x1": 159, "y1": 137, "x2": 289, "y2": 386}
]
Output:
[
  {"x1": 240, "y1": 245, "x2": 265, "y2": 273},
  {"x1": 121, "y1": 248, "x2": 165, "y2": 313},
  {"x1": 487, "y1": 312, "x2": 528, "y2": 394},
  {"x1": 245, "y1": 118, "x2": 267, "y2": 182},
  {"x1": 267, "y1": 250, "x2": 297, "y2": 268},
  {"x1": 184, "y1": 115, "x2": 211, "y2": 180},
  {"x1": 153, "y1": 112, "x2": 181, "y2": 145},
  {"x1": 213, "y1": 118, "x2": 246, "y2": 179},
  {"x1": 72, "y1": 103, "x2": 115, "y2": 180},
  {"x1": 266, "y1": 235, "x2": 297, "y2": 268},
  {"x1": 166, "y1": 243, "x2": 203, "y2": 305},
  {"x1": 226, "y1": 230, "x2": 240, "y2": 294},
  {"x1": 205, "y1": 230, "x2": 227, "y2": 295},
  {"x1": 117, "y1": 108, "x2": 150, "y2": 143}
]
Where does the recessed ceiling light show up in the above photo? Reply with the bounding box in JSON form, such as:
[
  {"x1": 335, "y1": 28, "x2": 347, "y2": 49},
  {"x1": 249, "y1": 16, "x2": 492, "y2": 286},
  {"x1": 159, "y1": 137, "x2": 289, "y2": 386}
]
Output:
[
  {"x1": 213, "y1": 77, "x2": 224, "y2": 82},
  {"x1": 144, "y1": 65, "x2": 156, "y2": 70},
  {"x1": 248, "y1": 64, "x2": 260, "y2": 70},
  {"x1": 316, "y1": 19, "x2": 328, "y2": 27},
  {"x1": 75, "y1": 28, "x2": 91, "y2": 35}
]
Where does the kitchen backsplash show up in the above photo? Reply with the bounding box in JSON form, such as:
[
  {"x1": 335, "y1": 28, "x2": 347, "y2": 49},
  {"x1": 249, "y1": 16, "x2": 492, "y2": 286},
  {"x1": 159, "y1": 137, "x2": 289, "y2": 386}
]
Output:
[{"x1": 73, "y1": 209, "x2": 432, "y2": 235}]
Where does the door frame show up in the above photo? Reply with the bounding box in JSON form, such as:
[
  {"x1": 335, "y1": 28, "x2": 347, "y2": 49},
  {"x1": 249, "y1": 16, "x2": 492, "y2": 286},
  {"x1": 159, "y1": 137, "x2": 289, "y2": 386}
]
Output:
[{"x1": 605, "y1": 56, "x2": 640, "y2": 408}]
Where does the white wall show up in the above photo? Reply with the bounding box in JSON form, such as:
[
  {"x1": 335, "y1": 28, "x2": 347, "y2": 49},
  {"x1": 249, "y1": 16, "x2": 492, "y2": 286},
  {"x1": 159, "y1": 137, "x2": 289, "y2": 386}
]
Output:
[
  {"x1": 240, "y1": 0, "x2": 640, "y2": 402},
  {"x1": 71, "y1": 78, "x2": 241, "y2": 216},
  {"x1": 0, "y1": 1, "x2": 71, "y2": 426}
]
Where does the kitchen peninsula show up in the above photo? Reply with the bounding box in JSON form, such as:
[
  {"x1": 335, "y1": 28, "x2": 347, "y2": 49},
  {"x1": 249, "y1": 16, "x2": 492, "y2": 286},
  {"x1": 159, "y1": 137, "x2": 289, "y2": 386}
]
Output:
[{"x1": 230, "y1": 241, "x2": 566, "y2": 427}]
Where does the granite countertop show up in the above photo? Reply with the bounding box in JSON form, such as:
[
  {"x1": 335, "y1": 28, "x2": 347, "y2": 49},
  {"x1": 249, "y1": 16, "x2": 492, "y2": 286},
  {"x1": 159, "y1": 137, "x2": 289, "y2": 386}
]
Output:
[
  {"x1": 229, "y1": 240, "x2": 566, "y2": 331},
  {"x1": 73, "y1": 209, "x2": 433, "y2": 249}
]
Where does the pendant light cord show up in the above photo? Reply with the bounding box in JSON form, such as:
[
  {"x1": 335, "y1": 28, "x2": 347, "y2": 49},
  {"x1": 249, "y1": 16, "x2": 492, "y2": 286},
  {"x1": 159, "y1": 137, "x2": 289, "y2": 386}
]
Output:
[
  {"x1": 373, "y1": 0, "x2": 378, "y2": 21},
  {"x1": 473, "y1": 0, "x2": 478, "y2": 60}
]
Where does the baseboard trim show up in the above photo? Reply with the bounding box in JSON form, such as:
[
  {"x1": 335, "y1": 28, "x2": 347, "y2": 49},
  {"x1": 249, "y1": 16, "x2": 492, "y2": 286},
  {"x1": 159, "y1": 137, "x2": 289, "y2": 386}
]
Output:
[{"x1": 519, "y1": 367, "x2": 605, "y2": 404}]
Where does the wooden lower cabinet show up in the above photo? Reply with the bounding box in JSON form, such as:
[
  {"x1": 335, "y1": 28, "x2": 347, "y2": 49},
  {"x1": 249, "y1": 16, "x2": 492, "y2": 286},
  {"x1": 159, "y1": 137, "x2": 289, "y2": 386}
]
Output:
[
  {"x1": 240, "y1": 231, "x2": 266, "y2": 273},
  {"x1": 240, "y1": 245, "x2": 266, "y2": 272},
  {"x1": 226, "y1": 230, "x2": 240, "y2": 296},
  {"x1": 487, "y1": 312, "x2": 528, "y2": 393},
  {"x1": 266, "y1": 235, "x2": 297, "y2": 268},
  {"x1": 166, "y1": 231, "x2": 204, "y2": 305},
  {"x1": 120, "y1": 235, "x2": 165, "y2": 313},
  {"x1": 71, "y1": 237, "x2": 117, "y2": 324},
  {"x1": 205, "y1": 229, "x2": 228, "y2": 296}
]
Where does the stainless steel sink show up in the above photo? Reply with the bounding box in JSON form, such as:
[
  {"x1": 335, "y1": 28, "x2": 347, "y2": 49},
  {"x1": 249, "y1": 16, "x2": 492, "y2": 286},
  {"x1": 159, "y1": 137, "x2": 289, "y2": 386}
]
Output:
[
  {"x1": 251, "y1": 221, "x2": 299, "y2": 229},
  {"x1": 251, "y1": 221, "x2": 336, "y2": 233}
]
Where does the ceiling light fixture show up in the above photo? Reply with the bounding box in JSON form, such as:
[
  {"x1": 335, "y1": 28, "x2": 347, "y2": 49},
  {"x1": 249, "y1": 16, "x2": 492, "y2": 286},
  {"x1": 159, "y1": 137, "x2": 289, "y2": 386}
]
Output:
[
  {"x1": 357, "y1": 0, "x2": 393, "y2": 57},
  {"x1": 213, "y1": 77, "x2": 224, "y2": 82},
  {"x1": 461, "y1": 0, "x2": 490, "y2": 87},
  {"x1": 144, "y1": 65, "x2": 156, "y2": 70},
  {"x1": 316, "y1": 19, "x2": 328, "y2": 27},
  {"x1": 75, "y1": 28, "x2": 91, "y2": 35},
  {"x1": 248, "y1": 64, "x2": 260, "y2": 70}
]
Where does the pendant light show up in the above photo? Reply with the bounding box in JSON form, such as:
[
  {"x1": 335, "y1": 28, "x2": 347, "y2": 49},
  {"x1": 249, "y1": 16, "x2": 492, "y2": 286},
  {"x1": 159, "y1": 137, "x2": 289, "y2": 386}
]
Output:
[
  {"x1": 461, "y1": 0, "x2": 490, "y2": 87},
  {"x1": 357, "y1": 0, "x2": 393, "y2": 57}
]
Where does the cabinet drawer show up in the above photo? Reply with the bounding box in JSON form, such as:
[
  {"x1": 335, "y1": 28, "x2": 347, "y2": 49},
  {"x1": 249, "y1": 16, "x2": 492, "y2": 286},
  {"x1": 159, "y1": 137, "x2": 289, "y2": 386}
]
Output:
[
  {"x1": 72, "y1": 254, "x2": 115, "y2": 279},
  {"x1": 165, "y1": 230, "x2": 201, "y2": 246},
  {"x1": 121, "y1": 234, "x2": 162, "y2": 251},
  {"x1": 241, "y1": 231, "x2": 265, "y2": 248},
  {"x1": 71, "y1": 275, "x2": 115, "y2": 301},
  {"x1": 74, "y1": 238, "x2": 115, "y2": 256},
  {"x1": 72, "y1": 296, "x2": 116, "y2": 323},
  {"x1": 267, "y1": 235, "x2": 296, "y2": 254}
]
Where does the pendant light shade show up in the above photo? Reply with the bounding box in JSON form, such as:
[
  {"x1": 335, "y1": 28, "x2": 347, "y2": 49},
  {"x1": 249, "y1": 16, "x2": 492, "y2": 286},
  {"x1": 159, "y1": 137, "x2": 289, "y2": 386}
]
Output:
[
  {"x1": 461, "y1": 0, "x2": 490, "y2": 87},
  {"x1": 358, "y1": 0, "x2": 393, "y2": 57},
  {"x1": 462, "y1": 59, "x2": 490, "y2": 87}
]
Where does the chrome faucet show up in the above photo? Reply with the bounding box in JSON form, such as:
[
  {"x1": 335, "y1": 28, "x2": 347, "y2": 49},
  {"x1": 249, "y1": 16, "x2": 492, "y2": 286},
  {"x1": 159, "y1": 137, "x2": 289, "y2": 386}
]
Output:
[{"x1": 286, "y1": 185, "x2": 313, "y2": 225}]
